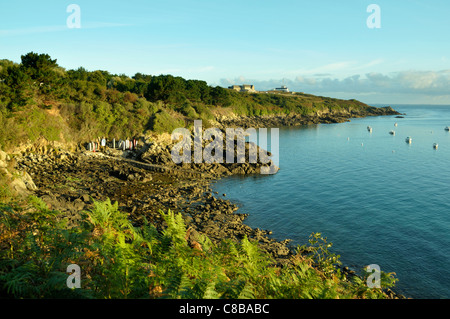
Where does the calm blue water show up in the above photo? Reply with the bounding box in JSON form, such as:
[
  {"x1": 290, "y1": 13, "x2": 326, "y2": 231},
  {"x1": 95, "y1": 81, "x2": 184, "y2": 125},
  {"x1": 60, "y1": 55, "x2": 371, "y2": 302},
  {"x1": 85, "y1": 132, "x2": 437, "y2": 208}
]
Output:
[{"x1": 211, "y1": 105, "x2": 450, "y2": 299}]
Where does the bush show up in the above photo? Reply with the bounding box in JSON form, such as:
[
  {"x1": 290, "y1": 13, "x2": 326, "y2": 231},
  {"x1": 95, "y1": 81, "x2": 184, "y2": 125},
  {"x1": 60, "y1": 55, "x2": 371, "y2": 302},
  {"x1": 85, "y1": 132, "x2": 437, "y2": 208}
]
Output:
[
  {"x1": 177, "y1": 102, "x2": 198, "y2": 119},
  {"x1": 149, "y1": 110, "x2": 185, "y2": 134}
]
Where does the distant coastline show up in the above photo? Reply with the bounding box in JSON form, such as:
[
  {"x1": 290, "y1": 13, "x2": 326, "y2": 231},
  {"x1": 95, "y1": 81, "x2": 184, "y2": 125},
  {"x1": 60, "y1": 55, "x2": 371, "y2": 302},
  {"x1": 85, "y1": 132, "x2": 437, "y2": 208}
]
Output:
[{"x1": 215, "y1": 105, "x2": 400, "y2": 129}]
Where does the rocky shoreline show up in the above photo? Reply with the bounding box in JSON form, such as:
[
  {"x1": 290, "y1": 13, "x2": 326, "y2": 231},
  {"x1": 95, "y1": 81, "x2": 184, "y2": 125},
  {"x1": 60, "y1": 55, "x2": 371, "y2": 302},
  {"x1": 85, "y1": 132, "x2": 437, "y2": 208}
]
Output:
[
  {"x1": 214, "y1": 106, "x2": 400, "y2": 129},
  {"x1": 4, "y1": 107, "x2": 405, "y2": 298},
  {"x1": 13, "y1": 146, "x2": 291, "y2": 263}
]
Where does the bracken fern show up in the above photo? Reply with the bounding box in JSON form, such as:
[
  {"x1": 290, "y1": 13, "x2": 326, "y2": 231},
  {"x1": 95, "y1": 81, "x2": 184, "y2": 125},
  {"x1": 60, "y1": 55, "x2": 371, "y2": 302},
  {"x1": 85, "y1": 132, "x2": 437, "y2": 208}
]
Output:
[{"x1": 0, "y1": 197, "x2": 398, "y2": 299}]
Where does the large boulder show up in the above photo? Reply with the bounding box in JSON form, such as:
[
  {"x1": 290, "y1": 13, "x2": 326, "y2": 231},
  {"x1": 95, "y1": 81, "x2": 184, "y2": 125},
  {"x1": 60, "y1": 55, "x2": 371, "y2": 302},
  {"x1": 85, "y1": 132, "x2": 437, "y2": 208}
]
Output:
[
  {"x1": 9, "y1": 171, "x2": 38, "y2": 194},
  {"x1": 1, "y1": 149, "x2": 38, "y2": 195}
]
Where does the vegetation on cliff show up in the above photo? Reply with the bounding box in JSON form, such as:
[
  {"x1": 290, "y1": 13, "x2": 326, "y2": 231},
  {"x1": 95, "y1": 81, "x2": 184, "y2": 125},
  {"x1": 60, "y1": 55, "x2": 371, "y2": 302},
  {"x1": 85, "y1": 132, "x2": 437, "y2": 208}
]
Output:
[{"x1": 0, "y1": 52, "x2": 395, "y2": 150}]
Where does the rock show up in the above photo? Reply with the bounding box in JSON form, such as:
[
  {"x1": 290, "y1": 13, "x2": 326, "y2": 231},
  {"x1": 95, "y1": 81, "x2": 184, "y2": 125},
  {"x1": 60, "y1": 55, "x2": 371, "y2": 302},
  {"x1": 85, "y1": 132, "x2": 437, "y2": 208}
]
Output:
[
  {"x1": 21, "y1": 171, "x2": 37, "y2": 190},
  {"x1": 0, "y1": 150, "x2": 7, "y2": 161},
  {"x1": 73, "y1": 198, "x2": 85, "y2": 211},
  {"x1": 274, "y1": 244, "x2": 290, "y2": 257},
  {"x1": 8, "y1": 171, "x2": 37, "y2": 195},
  {"x1": 186, "y1": 227, "x2": 202, "y2": 243},
  {"x1": 81, "y1": 194, "x2": 90, "y2": 202},
  {"x1": 0, "y1": 150, "x2": 8, "y2": 164},
  {"x1": 0, "y1": 150, "x2": 10, "y2": 169},
  {"x1": 9, "y1": 178, "x2": 28, "y2": 194},
  {"x1": 141, "y1": 175, "x2": 152, "y2": 183}
]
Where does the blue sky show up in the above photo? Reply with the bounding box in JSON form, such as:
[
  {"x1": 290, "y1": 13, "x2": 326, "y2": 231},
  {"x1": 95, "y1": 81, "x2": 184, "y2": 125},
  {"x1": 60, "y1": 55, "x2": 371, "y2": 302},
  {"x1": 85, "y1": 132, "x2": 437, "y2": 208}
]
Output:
[{"x1": 1, "y1": 0, "x2": 450, "y2": 104}]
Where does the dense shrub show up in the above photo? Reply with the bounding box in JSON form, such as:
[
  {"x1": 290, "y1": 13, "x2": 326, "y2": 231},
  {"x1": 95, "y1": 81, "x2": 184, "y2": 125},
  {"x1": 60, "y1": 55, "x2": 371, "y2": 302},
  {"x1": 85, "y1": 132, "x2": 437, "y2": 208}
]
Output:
[
  {"x1": 149, "y1": 110, "x2": 185, "y2": 134},
  {"x1": 0, "y1": 51, "x2": 373, "y2": 148}
]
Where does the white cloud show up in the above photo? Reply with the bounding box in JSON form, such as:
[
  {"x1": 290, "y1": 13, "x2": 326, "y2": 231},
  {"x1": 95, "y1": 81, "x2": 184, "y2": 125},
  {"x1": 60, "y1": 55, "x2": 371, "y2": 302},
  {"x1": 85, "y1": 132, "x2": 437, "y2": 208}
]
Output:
[{"x1": 220, "y1": 69, "x2": 450, "y2": 104}]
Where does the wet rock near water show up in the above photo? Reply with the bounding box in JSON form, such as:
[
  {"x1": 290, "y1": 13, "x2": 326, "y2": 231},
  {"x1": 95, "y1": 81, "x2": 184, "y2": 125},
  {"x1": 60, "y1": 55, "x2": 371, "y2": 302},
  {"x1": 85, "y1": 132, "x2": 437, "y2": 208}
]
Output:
[{"x1": 12, "y1": 146, "x2": 292, "y2": 262}]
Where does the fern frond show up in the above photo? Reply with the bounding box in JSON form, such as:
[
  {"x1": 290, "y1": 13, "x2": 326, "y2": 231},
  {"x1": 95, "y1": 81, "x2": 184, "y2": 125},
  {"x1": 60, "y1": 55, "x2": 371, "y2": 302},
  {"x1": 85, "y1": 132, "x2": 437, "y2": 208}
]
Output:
[
  {"x1": 203, "y1": 281, "x2": 220, "y2": 299},
  {"x1": 238, "y1": 282, "x2": 255, "y2": 299},
  {"x1": 160, "y1": 210, "x2": 188, "y2": 247}
]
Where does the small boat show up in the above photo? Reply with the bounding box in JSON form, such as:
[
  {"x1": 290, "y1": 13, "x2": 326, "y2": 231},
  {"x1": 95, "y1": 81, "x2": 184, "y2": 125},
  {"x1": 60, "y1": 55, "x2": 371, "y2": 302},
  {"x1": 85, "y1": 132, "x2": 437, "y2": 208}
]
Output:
[
  {"x1": 405, "y1": 137, "x2": 412, "y2": 144},
  {"x1": 433, "y1": 143, "x2": 439, "y2": 149},
  {"x1": 394, "y1": 123, "x2": 398, "y2": 127},
  {"x1": 367, "y1": 126, "x2": 373, "y2": 133},
  {"x1": 445, "y1": 127, "x2": 449, "y2": 131},
  {"x1": 389, "y1": 130, "x2": 395, "y2": 136}
]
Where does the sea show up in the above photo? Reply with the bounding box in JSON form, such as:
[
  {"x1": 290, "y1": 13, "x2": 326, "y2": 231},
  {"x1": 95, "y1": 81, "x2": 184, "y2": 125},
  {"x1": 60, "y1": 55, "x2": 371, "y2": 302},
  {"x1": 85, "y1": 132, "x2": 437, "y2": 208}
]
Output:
[{"x1": 211, "y1": 104, "x2": 450, "y2": 299}]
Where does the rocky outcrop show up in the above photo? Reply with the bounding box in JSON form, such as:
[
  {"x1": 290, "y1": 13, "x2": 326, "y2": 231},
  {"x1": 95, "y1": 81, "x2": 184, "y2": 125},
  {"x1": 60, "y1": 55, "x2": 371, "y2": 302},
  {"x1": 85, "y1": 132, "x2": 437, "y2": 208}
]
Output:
[
  {"x1": 134, "y1": 129, "x2": 278, "y2": 177},
  {"x1": 139, "y1": 142, "x2": 176, "y2": 167},
  {"x1": 1, "y1": 149, "x2": 37, "y2": 196},
  {"x1": 0, "y1": 150, "x2": 8, "y2": 168},
  {"x1": 215, "y1": 106, "x2": 400, "y2": 129}
]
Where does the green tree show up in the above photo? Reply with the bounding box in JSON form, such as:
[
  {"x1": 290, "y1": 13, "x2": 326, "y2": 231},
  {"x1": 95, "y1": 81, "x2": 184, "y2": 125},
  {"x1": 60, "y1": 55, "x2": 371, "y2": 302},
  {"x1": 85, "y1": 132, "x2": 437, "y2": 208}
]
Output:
[
  {"x1": 88, "y1": 70, "x2": 107, "y2": 87},
  {"x1": 210, "y1": 86, "x2": 231, "y2": 106},
  {"x1": 67, "y1": 67, "x2": 89, "y2": 81},
  {"x1": 4, "y1": 65, "x2": 32, "y2": 110},
  {"x1": 20, "y1": 52, "x2": 58, "y2": 84}
]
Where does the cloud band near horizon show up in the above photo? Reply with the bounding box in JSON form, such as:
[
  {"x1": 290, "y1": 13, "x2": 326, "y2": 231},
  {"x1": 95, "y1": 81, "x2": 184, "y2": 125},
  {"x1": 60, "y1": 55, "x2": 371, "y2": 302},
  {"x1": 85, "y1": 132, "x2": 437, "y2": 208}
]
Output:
[{"x1": 220, "y1": 70, "x2": 450, "y2": 105}]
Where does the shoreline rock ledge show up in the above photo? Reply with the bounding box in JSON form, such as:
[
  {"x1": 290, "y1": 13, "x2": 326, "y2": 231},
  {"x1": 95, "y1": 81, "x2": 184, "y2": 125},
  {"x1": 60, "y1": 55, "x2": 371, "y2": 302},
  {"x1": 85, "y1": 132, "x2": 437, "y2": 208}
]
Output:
[{"x1": 214, "y1": 106, "x2": 401, "y2": 129}]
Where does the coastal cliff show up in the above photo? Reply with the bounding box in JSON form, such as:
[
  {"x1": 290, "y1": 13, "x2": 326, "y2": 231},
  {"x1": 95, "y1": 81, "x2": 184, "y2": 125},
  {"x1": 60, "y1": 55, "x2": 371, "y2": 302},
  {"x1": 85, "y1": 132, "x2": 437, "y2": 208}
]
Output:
[
  {"x1": 0, "y1": 52, "x2": 403, "y2": 299},
  {"x1": 214, "y1": 106, "x2": 400, "y2": 129}
]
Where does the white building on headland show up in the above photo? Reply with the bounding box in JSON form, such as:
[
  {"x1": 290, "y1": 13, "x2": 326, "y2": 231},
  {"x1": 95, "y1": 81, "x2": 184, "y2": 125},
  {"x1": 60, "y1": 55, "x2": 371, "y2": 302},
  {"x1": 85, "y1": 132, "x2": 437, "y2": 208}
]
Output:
[{"x1": 275, "y1": 85, "x2": 289, "y2": 93}]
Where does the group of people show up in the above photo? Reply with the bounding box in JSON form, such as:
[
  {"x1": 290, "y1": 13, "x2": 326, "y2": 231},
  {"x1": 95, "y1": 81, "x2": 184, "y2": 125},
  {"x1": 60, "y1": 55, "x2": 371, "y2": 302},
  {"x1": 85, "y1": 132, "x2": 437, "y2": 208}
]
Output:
[{"x1": 87, "y1": 137, "x2": 139, "y2": 152}]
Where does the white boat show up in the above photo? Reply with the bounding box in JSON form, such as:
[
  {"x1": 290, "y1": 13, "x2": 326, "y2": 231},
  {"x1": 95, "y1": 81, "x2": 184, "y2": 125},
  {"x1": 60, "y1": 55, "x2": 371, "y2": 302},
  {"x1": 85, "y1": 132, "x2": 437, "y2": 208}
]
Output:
[
  {"x1": 405, "y1": 137, "x2": 412, "y2": 144},
  {"x1": 389, "y1": 130, "x2": 395, "y2": 136},
  {"x1": 433, "y1": 143, "x2": 439, "y2": 149},
  {"x1": 394, "y1": 123, "x2": 398, "y2": 127},
  {"x1": 445, "y1": 127, "x2": 449, "y2": 131},
  {"x1": 367, "y1": 126, "x2": 373, "y2": 132}
]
